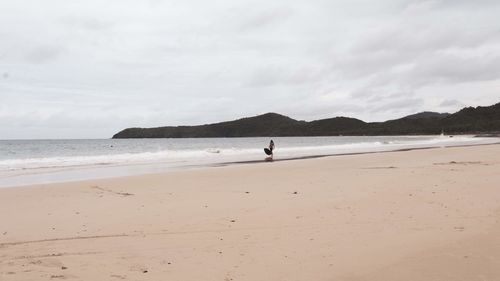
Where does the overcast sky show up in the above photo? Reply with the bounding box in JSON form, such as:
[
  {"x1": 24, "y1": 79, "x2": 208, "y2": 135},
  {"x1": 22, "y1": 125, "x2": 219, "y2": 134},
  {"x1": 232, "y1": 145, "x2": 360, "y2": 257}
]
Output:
[{"x1": 1, "y1": 0, "x2": 500, "y2": 139}]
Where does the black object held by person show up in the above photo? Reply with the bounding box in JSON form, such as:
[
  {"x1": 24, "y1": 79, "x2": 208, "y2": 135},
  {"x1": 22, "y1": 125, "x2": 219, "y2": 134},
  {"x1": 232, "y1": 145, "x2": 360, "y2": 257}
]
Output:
[{"x1": 264, "y1": 140, "x2": 275, "y2": 156}]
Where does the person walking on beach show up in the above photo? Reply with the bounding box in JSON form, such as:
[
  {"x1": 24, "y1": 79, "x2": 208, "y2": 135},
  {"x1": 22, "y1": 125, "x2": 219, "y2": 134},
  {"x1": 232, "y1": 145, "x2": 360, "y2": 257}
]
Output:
[{"x1": 264, "y1": 139, "x2": 275, "y2": 161}]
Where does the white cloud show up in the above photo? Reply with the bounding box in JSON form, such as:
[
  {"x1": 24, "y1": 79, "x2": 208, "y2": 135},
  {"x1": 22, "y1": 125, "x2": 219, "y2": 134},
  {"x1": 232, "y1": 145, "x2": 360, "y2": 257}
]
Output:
[{"x1": 1, "y1": 0, "x2": 499, "y2": 138}]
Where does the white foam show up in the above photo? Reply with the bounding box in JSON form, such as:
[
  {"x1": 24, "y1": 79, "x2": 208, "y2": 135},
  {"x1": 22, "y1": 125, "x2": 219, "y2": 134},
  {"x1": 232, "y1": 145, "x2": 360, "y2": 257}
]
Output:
[{"x1": 0, "y1": 136, "x2": 495, "y2": 172}]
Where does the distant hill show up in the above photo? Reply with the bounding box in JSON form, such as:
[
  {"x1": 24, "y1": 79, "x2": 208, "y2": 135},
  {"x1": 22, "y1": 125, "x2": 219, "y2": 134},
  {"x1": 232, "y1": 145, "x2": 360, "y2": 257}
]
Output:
[
  {"x1": 402, "y1": 111, "x2": 450, "y2": 120},
  {"x1": 112, "y1": 102, "x2": 500, "y2": 138}
]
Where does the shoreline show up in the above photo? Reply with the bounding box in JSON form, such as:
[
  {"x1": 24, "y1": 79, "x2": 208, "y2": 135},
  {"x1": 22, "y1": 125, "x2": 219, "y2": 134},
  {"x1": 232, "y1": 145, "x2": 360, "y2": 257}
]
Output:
[
  {"x1": 217, "y1": 140, "x2": 500, "y2": 166},
  {"x1": 1, "y1": 144, "x2": 500, "y2": 280},
  {"x1": 1, "y1": 139, "x2": 499, "y2": 189}
]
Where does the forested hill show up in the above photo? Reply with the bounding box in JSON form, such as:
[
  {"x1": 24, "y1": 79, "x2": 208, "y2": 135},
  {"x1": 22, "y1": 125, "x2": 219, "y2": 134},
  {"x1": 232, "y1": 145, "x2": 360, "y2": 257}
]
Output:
[{"x1": 112, "y1": 102, "x2": 500, "y2": 138}]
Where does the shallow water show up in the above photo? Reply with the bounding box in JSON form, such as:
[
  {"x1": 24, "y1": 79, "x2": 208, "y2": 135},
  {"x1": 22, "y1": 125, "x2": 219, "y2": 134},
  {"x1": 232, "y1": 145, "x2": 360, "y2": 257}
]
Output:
[{"x1": 0, "y1": 136, "x2": 498, "y2": 187}]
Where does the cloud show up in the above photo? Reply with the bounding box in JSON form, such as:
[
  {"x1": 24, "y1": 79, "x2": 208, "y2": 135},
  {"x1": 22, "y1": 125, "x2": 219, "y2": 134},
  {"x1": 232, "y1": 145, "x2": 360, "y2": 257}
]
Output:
[
  {"x1": 25, "y1": 46, "x2": 66, "y2": 64},
  {"x1": 61, "y1": 17, "x2": 114, "y2": 31},
  {"x1": 235, "y1": 5, "x2": 294, "y2": 32},
  {"x1": 1, "y1": 0, "x2": 499, "y2": 138},
  {"x1": 245, "y1": 63, "x2": 324, "y2": 88},
  {"x1": 440, "y1": 99, "x2": 464, "y2": 108},
  {"x1": 371, "y1": 98, "x2": 424, "y2": 114}
]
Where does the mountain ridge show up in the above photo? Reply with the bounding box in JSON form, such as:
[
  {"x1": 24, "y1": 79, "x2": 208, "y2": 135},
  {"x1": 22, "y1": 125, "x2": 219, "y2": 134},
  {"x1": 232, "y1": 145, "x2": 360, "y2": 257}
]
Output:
[{"x1": 112, "y1": 102, "x2": 500, "y2": 138}]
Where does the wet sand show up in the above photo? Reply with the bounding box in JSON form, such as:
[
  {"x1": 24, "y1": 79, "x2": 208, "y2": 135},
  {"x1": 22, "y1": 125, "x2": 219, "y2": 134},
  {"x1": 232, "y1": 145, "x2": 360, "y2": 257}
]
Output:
[{"x1": 1, "y1": 144, "x2": 500, "y2": 280}]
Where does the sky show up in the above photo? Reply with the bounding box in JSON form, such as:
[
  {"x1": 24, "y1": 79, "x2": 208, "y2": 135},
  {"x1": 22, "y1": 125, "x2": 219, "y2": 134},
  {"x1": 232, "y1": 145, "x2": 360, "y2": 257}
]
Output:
[{"x1": 1, "y1": 0, "x2": 500, "y2": 139}]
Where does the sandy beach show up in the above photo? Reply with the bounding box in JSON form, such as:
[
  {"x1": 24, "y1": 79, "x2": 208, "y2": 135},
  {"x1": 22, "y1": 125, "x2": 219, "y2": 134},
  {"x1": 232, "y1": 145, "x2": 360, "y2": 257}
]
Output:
[{"x1": 1, "y1": 144, "x2": 500, "y2": 281}]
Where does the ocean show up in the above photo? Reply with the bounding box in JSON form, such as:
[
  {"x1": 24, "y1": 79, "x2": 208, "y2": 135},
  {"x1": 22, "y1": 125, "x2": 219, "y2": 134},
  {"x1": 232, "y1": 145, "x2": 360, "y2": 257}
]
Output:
[{"x1": 0, "y1": 136, "x2": 497, "y2": 187}]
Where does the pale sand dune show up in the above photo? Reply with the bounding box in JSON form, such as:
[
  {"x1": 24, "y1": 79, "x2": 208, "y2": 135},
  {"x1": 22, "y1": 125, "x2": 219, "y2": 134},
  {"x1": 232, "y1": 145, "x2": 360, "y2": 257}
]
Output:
[{"x1": 1, "y1": 144, "x2": 500, "y2": 280}]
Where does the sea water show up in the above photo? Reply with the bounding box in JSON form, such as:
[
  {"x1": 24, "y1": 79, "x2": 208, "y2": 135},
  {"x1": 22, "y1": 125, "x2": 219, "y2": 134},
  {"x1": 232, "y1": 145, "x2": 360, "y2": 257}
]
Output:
[{"x1": 0, "y1": 136, "x2": 498, "y2": 187}]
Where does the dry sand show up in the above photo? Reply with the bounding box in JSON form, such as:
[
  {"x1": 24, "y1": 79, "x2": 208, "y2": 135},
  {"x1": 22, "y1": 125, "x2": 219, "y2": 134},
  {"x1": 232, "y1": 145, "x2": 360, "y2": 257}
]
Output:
[{"x1": 1, "y1": 144, "x2": 500, "y2": 281}]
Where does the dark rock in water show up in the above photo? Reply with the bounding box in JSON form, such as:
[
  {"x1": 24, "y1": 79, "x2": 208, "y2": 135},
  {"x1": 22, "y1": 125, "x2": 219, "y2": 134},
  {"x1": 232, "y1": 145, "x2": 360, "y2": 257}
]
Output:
[{"x1": 112, "y1": 102, "x2": 500, "y2": 138}]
